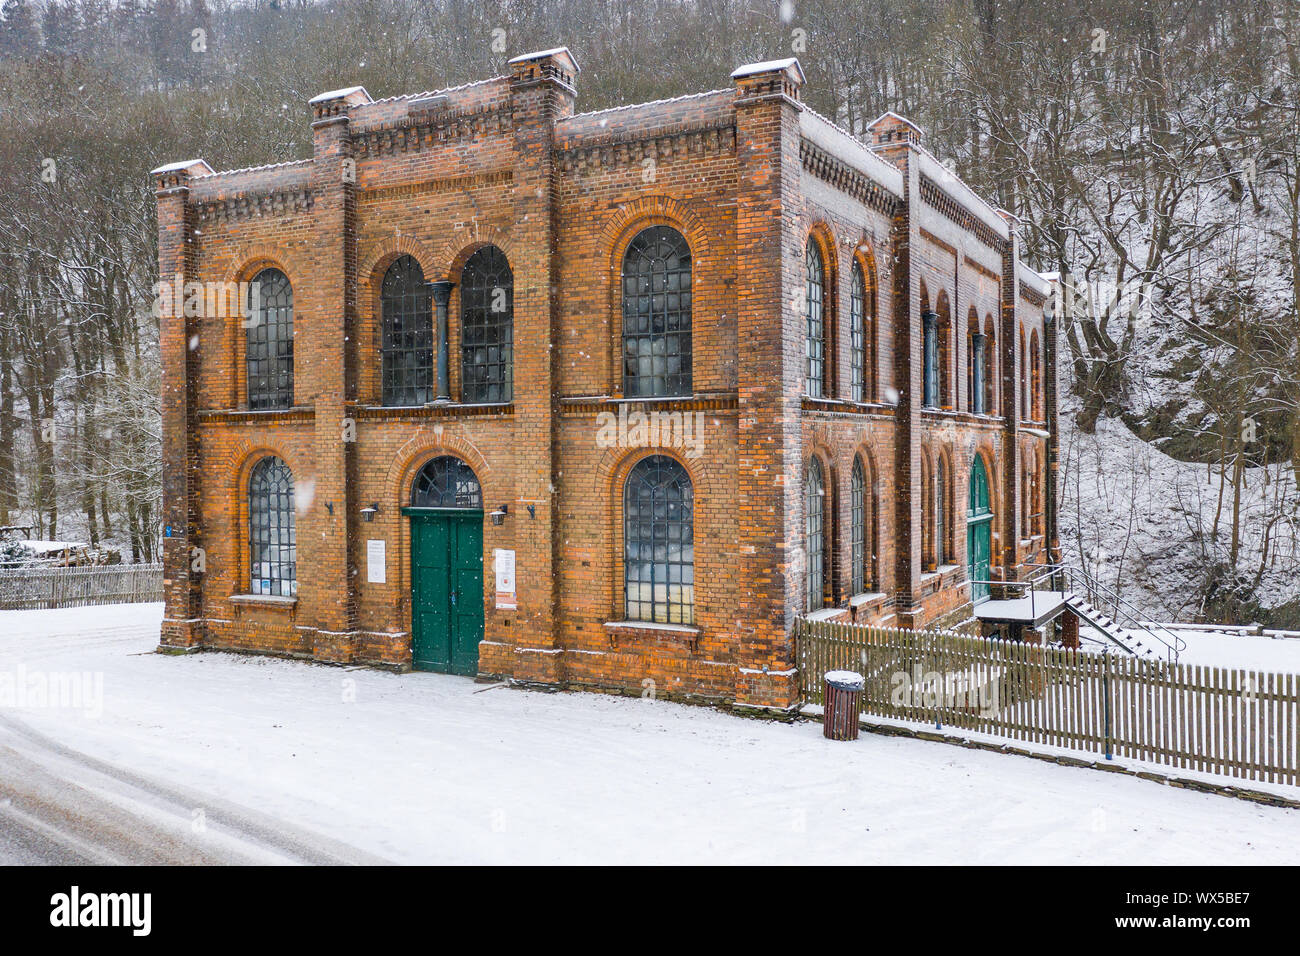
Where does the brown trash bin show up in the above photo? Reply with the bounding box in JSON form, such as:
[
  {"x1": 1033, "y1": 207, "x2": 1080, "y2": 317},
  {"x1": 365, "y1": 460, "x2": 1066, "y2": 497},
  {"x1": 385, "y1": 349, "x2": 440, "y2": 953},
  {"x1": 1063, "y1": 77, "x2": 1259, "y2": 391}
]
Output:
[{"x1": 823, "y1": 670, "x2": 865, "y2": 740}]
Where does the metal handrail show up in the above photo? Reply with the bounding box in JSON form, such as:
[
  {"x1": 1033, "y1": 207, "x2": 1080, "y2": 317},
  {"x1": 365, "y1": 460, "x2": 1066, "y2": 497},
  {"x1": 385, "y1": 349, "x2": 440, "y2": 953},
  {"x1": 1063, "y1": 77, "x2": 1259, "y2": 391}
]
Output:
[{"x1": 1021, "y1": 561, "x2": 1185, "y2": 662}]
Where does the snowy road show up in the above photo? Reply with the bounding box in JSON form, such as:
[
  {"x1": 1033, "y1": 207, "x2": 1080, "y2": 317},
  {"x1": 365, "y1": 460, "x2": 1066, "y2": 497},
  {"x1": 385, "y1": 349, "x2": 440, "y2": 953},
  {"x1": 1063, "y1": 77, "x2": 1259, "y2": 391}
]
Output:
[
  {"x1": 0, "y1": 603, "x2": 1296, "y2": 864},
  {"x1": 0, "y1": 713, "x2": 385, "y2": 864}
]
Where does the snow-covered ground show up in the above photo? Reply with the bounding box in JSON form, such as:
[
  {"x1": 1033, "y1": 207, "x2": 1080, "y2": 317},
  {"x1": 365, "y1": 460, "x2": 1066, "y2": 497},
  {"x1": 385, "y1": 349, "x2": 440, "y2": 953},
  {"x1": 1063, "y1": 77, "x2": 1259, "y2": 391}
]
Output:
[{"x1": 1, "y1": 603, "x2": 1296, "y2": 864}]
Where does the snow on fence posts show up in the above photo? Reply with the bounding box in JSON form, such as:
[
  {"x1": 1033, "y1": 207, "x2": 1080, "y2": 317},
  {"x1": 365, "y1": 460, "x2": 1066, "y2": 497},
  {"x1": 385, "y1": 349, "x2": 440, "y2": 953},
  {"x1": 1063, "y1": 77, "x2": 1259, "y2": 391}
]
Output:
[
  {"x1": 0, "y1": 563, "x2": 164, "y2": 610},
  {"x1": 796, "y1": 617, "x2": 1300, "y2": 787}
]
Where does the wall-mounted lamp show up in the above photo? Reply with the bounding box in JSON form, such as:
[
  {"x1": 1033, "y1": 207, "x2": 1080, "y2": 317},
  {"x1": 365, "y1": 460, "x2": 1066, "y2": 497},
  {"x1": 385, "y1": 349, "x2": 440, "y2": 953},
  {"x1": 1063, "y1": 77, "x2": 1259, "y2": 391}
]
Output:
[
  {"x1": 490, "y1": 504, "x2": 509, "y2": 526},
  {"x1": 360, "y1": 503, "x2": 380, "y2": 523},
  {"x1": 527, "y1": 504, "x2": 536, "y2": 520}
]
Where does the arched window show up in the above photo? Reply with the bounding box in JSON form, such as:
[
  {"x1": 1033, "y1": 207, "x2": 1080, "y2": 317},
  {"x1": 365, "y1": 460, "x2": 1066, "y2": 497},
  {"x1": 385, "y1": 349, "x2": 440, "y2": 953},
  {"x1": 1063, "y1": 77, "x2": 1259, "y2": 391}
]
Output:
[
  {"x1": 983, "y1": 316, "x2": 998, "y2": 415},
  {"x1": 246, "y1": 268, "x2": 293, "y2": 410},
  {"x1": 937, "y1": 293, "x2": 952, "y2": 409},
  {"x1": 461, "y1": 246, "x2": 513, "y2": 404},
  {"x1": 411, "y1": 455, "x2": 482, "y2": 509},
  {"x1": 968, "y1": 310, "x2": 985, "y2": 415},
  {"x1": 851, "y1": 456, "x2": 868, "y2": 594},
  {"x1": 381, "y1": 255, "x2": 434, "y2": 407},
  {"x1": 806, "y1": 457, "x2": 825, "y2": 610},
  {"x1": 850, "y1": 261, "x2": 866, "y2": 403},
  {"x1": 921, "y1": 454, "x2": 934, "y2": 569},
  {"x1": 937, "y1": 455, "x2": 951, "y2": 564},
  {"x1": 805, "y1": 242, "x2": 825, "y2": 397},
  {"x1": 624, "y1": 455, "x2": 694, "y2": 625},
  {"x1": 622, "y1": 226, "x2": 692, "y2": 398},
  {"x1": 1018, "y1": 325, "x2": 1028, "y2": 421},
  {"x1": 1030, "y1": 329, "x2": 1042, "y2": 420},
  {"x1": 922, "y1": 285, "x2": 939, "y2": 408},
  {"x1": 249, "y1": 456, "x2": 296, "y2": 597}
]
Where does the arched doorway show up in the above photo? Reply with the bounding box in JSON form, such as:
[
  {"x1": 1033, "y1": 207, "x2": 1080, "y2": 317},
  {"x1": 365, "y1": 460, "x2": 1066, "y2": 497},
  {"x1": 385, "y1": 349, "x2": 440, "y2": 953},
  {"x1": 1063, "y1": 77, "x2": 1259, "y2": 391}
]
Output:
[
  {"x1": 402, "y1": 455, "x2": 484, "y2": 675},
  {"x1": 967, "y1": 456, "x2": 993, "y2": 603}
]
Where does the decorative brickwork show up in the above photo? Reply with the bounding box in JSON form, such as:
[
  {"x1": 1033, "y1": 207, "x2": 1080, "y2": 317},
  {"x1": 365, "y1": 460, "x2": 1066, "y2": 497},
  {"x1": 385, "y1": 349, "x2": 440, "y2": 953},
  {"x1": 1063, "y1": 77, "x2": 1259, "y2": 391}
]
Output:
[{"x1": 154, "y1": 50, "x2": 1053, "y2": 713}]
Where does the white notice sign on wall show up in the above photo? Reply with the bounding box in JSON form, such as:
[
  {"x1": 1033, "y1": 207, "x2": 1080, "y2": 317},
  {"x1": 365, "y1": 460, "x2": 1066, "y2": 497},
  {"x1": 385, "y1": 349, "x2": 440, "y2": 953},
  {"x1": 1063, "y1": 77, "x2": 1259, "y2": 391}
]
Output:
[
  {"x1": 367, "y1": 539, "x2": 386, "y2": 584},
  {"x1": 494, "y1": 548, "x2": 516, "y2": 609}
]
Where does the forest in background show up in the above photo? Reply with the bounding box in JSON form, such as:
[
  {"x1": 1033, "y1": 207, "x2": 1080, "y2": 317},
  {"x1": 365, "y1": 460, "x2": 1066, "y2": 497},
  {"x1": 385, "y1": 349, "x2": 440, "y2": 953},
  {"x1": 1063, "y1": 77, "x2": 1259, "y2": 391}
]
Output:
[{"x1": 0, "y1": 0, "x2": 1297, "y2": 621}]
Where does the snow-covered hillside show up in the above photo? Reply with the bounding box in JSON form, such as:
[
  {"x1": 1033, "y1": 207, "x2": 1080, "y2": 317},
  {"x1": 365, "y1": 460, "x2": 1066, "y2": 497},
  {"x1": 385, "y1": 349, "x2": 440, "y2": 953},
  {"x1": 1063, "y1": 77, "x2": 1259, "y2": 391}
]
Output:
[{"x1": 1060, "y1": 412, "x2": 1300, "y2": 627}]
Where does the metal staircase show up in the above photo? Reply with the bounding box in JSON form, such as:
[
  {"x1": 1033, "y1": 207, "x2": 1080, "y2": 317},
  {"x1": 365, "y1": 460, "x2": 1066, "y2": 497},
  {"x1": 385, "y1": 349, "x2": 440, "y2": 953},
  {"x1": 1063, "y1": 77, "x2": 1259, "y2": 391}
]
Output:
[{"x1": 1024, "y1": 563, "x2": 1185, "y2": 663}]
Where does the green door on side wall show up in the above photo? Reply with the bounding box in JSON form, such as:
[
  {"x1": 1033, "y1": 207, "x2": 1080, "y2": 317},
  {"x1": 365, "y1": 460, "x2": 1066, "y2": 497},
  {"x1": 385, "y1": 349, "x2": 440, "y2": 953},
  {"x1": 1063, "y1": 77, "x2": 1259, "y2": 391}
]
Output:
[
  {"x1": 408, "y1": 510, "x2": 484, "y2": 675},
  {"x1": 967, "y1": 457, "x2": 993, "y2": 603}
]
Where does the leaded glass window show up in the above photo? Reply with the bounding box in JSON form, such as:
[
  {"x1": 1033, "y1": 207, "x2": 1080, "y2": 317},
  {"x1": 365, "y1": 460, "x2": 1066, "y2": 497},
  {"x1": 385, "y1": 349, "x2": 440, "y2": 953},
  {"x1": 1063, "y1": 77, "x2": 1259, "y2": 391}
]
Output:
[
  {"x1": 850, "y1": 261, "x2": 865, "y2": 403},
  {"x1": 411, "y1": 455, "x2": 482, "y2": 509},
  {"x1": 923, "y1": 310, "x2": 939, "y2": 408},
  {"x1": 806, "y1": 457, "x2": 825, "y2": 611},
  {"x1": 381, "y1": 255, "x2": 434, "y2": 407},
  {"x1": 624, "y1": 455, "x2": 694, "y2": 625},
  {"x1": 806, "y1": 243, "x2": 825, "y2": 397},
  {"x1": 622, "y1": 226, "x2": 692, "y2": 398},
  {"x1": 249, "y1": 456, "x2": 296, "y2": 597},
  {"x1": 851, "y1": 457, "x2": 866, "y2": 594},
  {"x1": 246, "y1": 268, "x2": 293, "y2": 410},
  {"x1": 937, "y1": 457, "x2": 950, "y2": 564},
  {"x1": 461, "y1": 246, "x2": 513, "y2": 404}
]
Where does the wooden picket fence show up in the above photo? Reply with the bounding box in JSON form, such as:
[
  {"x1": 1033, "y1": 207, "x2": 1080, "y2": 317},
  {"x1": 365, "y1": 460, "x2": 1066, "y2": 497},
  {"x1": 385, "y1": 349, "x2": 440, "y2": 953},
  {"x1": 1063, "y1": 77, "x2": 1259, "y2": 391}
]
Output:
[
  {"x1": 797, "y1": 617, "x2": 1300, "y2": 787},
  {"x1": 0, "y1": 563, "x2": 164, "y2": 610}
]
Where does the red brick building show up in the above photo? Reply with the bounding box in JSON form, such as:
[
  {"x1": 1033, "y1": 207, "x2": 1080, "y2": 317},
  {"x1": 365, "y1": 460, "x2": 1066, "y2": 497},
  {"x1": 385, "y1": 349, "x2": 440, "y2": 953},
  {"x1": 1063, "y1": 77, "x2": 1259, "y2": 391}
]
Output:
[{"x1": 153, "y1": 49, "x2": 1058, "y2": 712}]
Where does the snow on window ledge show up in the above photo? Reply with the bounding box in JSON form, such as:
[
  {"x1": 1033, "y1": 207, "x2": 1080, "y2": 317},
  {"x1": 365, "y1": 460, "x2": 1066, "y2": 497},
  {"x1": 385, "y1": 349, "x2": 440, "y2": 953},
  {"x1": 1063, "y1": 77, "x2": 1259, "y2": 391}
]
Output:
[
  {"x1": 230, "y1": 594, "x2": 298, "y2": 609},
  {"x1": 604, "y1": 620, "x2": 699, "y2": 637}
]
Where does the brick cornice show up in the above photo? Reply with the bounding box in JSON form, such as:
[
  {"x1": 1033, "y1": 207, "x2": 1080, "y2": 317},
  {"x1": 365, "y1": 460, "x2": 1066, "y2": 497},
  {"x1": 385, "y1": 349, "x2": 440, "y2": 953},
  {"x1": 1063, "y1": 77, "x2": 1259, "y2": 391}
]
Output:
[
  {"x1": 352, "y1": 105, "x2": 512, "y2": 159},
  {"x1": 918, "y1": 174, "x2": 1006, "y2": 253},
  {"x1": 555, "y1": 119, "x2": 736, "y2": 172},
  {"x1": 195, "y1": 186, "x2": 314, "y2": 224},
  {"x1": 799, "y1": 138, "x2": 901, "y2": 218}
]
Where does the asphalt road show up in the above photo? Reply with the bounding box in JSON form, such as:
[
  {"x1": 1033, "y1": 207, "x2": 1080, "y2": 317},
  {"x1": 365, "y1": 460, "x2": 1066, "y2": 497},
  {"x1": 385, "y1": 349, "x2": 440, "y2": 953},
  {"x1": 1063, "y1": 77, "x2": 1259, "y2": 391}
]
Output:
[{"x1": 0, "y1": 713, "x2": 387, "y2": 865}]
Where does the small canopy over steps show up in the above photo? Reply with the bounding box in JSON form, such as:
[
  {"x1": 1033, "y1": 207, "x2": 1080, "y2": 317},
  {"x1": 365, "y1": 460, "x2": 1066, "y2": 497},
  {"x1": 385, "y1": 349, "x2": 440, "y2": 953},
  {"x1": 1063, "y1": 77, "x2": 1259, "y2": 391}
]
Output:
[{"x1": 971, "y1": 563, "x2": 1185, "y2": 663}]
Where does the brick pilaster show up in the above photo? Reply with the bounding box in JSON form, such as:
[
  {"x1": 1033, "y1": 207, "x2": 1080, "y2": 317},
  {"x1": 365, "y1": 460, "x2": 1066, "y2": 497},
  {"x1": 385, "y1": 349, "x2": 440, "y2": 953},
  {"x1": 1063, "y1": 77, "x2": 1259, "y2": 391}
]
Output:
[
  {"x1": 731, "y1": 58, "x2": 805, "y2": 711},
  {"x1": 304, "y1": 85, "x2": 371, "y2": 656},
  {"x1": 153, "y1": 158, "x2": 214, "y2": 651},
  {"x1": 998, "y1": 210, "x2": 1024, "y2": 578},
  {"x1": 506, "y1": 48, "x2": 577, "y2": 685},
  {"x1": 868, "y1": 113, "x2": 924, "y2": 623}
]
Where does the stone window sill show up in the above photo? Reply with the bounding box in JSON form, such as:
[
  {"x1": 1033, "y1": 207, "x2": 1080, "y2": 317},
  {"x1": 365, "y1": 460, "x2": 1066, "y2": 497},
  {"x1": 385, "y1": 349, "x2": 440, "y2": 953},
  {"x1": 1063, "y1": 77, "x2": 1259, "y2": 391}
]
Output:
[
  {"x1": 230, "y1": 594, "x2": 298, "y2": 610},
  {"x1": 804, "y1": 607, "x2": 843, "y2": 623},
  {"x1": 850, "y1": 591, "x2": 886, "y2": 608},
  {"x1": 603, "y1": 620, "x2": 699, "y2": 637}
]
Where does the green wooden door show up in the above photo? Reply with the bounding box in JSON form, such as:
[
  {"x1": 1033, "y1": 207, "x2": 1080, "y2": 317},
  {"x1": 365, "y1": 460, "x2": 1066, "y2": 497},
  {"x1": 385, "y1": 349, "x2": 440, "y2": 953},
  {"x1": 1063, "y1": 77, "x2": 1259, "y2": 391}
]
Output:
[
  {"x1": 409, "y1": 510, "x2": 483, "y2": 675},
  {"x1": 967, "y1": 458, "x2": 993, "y2": 603}
]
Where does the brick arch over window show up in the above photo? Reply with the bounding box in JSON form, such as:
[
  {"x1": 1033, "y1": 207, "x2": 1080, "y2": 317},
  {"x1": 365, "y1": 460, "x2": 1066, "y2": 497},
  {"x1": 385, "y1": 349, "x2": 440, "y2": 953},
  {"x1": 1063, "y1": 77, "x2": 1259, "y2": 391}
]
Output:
[
  {"x1": 850, "y1": 440, "x2": 883, "y2": 593},
  {"x1": 983, "y1": 314, "x2": 998, "y2": 416},
  {"x1": 597, "y1": 445, "x2": 704, "y2": 626},
  {"x1": 601, "y1": 196, "x2": 712, "y2": 396},
  {"x1": 920, "y1": 280, "x2": 937, "y2": 408},
  {"x1": 804, "y1": 223, "x2": 839, "y2": 399},
  {"x1": 224, "y1": 442, "x2": 305, "y2": 600},
  {"x1": 218, "y1": 254, "x2": 299, "y2": 409},
  {"x1": 935, "y1": 289, "x2": 953, "y2": 410},
  {"x1": 358, "y1": 235, "x2": 439, "y2": 404},
  {"x1": 804, "y1": 448, "x2": 835, "y2": 611},
  {"x1": 456, "y1": 244, "x2": 514, "y2": 404},
  {"x1": 936, "y1": 444, "x2": 955, "y2": 565},
  {"x1": 851, "y1": 243, "x2": 879, "y2": 404},
  {"x1": 1030, "y1": 328, "x2": 1042, "y2": 421}
]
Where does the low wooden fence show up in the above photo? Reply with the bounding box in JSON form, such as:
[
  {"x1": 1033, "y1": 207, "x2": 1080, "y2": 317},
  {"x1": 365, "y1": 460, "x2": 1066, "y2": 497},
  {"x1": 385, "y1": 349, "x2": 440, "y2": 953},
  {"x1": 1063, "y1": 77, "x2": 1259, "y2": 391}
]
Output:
[
  {"x1": 797, "y1": 617, "x2": 1300, "y2": 787},
  {"x1": 0, "y1": 563, "x2": 164, "y2": 610}
]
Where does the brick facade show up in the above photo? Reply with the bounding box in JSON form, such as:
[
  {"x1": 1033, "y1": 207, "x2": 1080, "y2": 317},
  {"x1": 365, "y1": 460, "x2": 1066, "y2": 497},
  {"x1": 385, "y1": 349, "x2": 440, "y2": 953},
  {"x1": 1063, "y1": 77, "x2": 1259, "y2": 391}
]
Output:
[{"x1": 153, "y1": 50, "x2": 1057, "y2": 712}]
